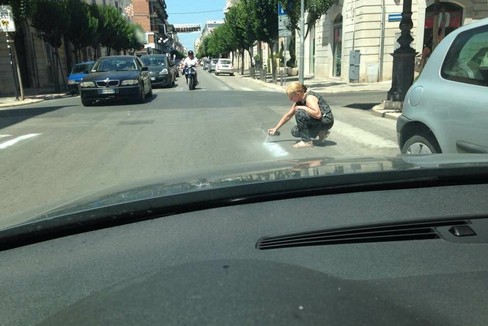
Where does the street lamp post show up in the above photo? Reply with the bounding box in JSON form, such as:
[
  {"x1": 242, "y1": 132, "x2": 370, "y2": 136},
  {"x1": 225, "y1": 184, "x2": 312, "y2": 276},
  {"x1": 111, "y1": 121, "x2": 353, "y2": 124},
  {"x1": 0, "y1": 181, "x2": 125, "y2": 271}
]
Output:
[
  {"x1": 386, "y1": 0, "x2": 415, "y2": 104},
  {"x1": 299, "y1": 0, "x2": 305, "y2": 85}
]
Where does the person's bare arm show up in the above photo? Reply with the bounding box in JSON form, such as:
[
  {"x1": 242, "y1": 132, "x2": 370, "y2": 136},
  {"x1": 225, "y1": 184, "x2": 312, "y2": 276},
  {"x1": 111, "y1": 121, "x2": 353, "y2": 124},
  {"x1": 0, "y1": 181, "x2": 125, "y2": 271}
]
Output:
[
  {"x1": 296, "y1": 95, "x2": 321, "y2": 119},
  {"x1": 268, "y1": 105, "x2": 296, "y2": 135}
]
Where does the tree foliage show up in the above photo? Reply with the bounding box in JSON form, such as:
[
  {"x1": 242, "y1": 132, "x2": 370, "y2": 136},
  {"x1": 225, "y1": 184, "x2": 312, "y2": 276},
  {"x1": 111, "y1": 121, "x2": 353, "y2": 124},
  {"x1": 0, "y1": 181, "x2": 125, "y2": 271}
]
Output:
[
  {"x1": 30, "y1": 0, "x2": 68, "y2": 49},
  {"x1": 65, "y1": 0, "x2": 99, "y2": 57},
  {"x1": 248, "y1": 0, "x2": 278, "y2": 47},
  {"x1": 225, "y1": 1, "x2": 254, "y2": 54},
  {"x1": 25, "y1": 0, "x2": 143, "y2": 54},
  {"x1": 280, "y1": 0, "x2": 335, "y2": 39},
  {"x1": 91, "y1": 4, "x2": 141, "y2": 54}
]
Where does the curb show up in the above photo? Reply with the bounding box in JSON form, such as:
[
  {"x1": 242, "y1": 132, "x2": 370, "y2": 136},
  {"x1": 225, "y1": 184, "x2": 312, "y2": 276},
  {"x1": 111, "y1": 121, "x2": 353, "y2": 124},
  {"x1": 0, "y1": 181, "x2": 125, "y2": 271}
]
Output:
[
  {"x1": 0, "y1": 94, "x2": 71, "y2": 109},
  {"x1": 371, "y1": 103, "x2": 402, "y2": 121},
  {"x1": 0, "y1": 98, "x2": 44, "y2": 109}
]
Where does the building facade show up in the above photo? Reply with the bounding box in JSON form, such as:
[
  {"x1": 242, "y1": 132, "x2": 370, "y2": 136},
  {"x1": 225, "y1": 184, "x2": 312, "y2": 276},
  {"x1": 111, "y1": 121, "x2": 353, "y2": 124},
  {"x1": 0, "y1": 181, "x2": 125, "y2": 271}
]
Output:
[
  {"x1": 303, "y1": 0, "x2": 488, "y2": 83},
  {"x1": 0, "y1": 0, "x2": 173, "y2": 97}
]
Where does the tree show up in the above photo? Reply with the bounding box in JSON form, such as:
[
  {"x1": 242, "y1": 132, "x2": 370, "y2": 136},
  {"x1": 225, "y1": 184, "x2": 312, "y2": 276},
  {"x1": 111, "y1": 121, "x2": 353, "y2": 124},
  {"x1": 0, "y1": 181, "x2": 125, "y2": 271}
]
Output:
[
  {"x1": 281, "y1": 0, "x2": 335, "y2": 39},
  {"x1": 247, "y1": 0, "x2": 279, "y2": 79},
  {"x1": 224, "y1": 0, "x2": 256, "y2": 74},
  {"x1": 65, "y1": 0, "x2": 99, "y2": 62},
  {"x1": 30, "y1": 0, "x2": 69, "y2": 91},
  {"x1": 88, "y1": 4, "x2": 143, "y2": 55}
]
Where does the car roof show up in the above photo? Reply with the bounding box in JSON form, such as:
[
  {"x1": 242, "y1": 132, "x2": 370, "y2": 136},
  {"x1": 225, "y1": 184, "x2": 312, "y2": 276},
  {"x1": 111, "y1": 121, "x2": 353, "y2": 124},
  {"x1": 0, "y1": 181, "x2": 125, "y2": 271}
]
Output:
[
  {"x1": 97, "y1": 55, "x2": 138, "y2": 60},
  {"x1": 140, "y1": 54, "x2": 168, "y2": 57}
]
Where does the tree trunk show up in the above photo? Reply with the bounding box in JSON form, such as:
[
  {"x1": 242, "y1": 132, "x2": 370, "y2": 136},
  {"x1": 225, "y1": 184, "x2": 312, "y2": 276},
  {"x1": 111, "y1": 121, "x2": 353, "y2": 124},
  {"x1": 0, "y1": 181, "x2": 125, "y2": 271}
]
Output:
[{"x1": 241, "y1": 49, "x2": 245, "y2": 75}]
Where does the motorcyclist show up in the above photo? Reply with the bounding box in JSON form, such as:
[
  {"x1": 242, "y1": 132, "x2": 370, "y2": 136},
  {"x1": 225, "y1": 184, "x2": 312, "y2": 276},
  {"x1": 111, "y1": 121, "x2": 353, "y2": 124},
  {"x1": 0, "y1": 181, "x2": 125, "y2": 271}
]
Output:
[{"x1": 182, "y1": 50, "x2": 198, "y2": 85}]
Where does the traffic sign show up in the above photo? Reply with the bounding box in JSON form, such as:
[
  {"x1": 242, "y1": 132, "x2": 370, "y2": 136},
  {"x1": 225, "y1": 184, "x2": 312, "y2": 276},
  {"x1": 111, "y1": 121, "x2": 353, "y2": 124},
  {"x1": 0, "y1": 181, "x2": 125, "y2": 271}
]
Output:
[
  {"x1": 0, "y1": 5, "x2": 15, "y2": 32},
  {"x1": 388, "y1": 13, "x2": 402, "y2": 22},
  {"x1": 278, "y1": 3, "x2": 287, "y2": 16}
]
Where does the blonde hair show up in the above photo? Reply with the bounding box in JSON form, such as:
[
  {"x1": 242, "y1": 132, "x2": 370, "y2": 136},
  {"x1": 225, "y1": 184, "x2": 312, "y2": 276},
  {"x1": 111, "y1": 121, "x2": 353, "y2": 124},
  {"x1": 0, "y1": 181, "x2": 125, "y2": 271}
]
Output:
[{"x1": 286, "y1": 81, "x2": 307, "y2": 96}]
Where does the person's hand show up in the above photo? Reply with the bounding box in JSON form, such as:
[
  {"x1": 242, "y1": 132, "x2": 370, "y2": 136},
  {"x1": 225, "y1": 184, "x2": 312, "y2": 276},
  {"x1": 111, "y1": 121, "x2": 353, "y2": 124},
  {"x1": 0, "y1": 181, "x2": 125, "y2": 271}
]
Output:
[{"x1": 268, "y1": 128, "x2": 278, "y2": 136}]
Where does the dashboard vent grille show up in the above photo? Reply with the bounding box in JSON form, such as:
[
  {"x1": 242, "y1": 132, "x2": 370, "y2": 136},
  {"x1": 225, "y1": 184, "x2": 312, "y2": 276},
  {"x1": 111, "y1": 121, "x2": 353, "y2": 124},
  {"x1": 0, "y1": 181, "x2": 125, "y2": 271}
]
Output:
[{"x1": 257, "y1": 220, "x2": 469, "y2": 250}]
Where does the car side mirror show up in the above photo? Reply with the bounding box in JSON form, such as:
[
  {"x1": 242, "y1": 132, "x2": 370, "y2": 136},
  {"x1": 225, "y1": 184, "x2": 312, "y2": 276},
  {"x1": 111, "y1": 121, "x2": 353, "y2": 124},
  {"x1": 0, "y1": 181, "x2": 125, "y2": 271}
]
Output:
[{"x1": 141, "y1": 66, "x2": 149, "y2": 71}]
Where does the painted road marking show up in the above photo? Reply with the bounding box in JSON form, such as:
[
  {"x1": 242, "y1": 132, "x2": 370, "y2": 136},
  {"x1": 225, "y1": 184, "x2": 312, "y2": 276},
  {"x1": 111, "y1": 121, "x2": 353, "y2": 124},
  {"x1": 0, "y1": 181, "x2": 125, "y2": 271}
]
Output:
[
  {"x1": 0, "y1": 134, "x2": 12, "y2": 139},
  {"x1": 262, "y1": 141, "x2": 289, "y2": 157},
  {"x1": 0, "y1": 133, "x2": 41, "y2": 150},
  {"x1": 333, "y1": 120, "x2": 398, "y2": 148}
]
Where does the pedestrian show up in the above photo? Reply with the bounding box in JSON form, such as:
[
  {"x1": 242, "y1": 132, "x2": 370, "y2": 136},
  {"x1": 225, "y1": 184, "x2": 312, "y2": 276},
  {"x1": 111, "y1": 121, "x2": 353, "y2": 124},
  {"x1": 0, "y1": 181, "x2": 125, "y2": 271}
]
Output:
[{"x1": 268, "y1": 81, "x2": 334, "y2": 148}]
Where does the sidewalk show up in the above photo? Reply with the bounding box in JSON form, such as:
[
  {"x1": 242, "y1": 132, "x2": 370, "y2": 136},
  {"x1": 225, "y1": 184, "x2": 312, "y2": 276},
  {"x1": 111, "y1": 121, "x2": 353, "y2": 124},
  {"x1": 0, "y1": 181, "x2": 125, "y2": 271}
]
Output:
[
  {"x1": 237, "y1": 71, "x2": 401, "y2": 120},
  {"x1": 0, "y1": 88, "x2": 71, "y2": 109}
]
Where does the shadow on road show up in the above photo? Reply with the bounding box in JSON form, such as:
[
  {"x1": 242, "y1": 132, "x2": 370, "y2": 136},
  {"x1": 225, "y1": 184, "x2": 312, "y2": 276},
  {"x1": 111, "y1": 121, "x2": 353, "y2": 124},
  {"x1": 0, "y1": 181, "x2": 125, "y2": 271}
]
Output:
[
  {"x1": 0, "y1": 105, "x2": 77, "y2": 130},
  {"x1": 344, "y1": 103, "x2": 379, "y2": 110}
]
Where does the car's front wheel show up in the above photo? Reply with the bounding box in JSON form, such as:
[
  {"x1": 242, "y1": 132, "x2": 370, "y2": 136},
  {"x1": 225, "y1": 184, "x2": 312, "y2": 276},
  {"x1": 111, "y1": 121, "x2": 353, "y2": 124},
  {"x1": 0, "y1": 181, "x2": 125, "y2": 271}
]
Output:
[
  {"x1": 401, "y1": 133, "x2": 441, "y2": 154},
  {"x1": 81, "y1": 97, "x2": 92, "y2": 107},
  {"x1": 137, "y1": 85, "x2": 145, "y2": 103}
]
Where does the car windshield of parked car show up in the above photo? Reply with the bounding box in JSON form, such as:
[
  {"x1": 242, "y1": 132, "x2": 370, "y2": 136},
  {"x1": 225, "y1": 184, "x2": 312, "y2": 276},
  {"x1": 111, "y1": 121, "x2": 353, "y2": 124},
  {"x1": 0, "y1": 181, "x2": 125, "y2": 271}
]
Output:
[{"x1": 71, "y1": 63, "x2": 92, "y2": 74}]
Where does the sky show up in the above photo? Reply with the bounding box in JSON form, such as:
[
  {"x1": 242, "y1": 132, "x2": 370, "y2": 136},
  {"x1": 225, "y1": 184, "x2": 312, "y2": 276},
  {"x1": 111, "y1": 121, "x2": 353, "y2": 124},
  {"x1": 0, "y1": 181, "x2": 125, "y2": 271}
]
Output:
[{"x1": 165, "y1": 0, "x2": 228, "y2": 51}]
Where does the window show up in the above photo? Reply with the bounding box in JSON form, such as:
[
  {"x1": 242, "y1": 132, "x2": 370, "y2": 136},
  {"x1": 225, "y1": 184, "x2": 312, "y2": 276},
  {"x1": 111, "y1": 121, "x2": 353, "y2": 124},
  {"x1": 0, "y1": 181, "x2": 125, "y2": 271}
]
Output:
[{"x1": 442, "y1": 24, "x2": 488, "y2": 86}]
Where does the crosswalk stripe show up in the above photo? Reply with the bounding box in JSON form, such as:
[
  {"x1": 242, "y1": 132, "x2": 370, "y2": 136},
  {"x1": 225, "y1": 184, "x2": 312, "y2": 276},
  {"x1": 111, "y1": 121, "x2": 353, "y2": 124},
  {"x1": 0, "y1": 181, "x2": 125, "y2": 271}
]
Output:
[{"x1": 333, "y1": 120, "x2": 398, "y2": 148}]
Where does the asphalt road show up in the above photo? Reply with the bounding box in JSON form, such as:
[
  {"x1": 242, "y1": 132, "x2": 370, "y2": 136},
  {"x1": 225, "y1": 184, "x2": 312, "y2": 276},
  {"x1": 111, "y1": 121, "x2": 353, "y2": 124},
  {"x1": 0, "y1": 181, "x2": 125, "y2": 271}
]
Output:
[{"x1": 0, "y1": 68, "x2": 399, "y2": 227}]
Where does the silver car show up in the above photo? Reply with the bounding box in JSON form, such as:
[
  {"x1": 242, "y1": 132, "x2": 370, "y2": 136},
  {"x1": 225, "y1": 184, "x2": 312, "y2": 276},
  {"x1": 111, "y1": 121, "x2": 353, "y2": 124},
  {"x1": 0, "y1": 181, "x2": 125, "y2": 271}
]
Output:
[
  {"x1": 208, "y1": 58, "x2": 218, "y2": 72},
  {"x1": 397, "y1": 18, "x2": 488, "y2": 154},
  {"x1": 215, "y1": 58, "x2": 234, "y2": 76}
]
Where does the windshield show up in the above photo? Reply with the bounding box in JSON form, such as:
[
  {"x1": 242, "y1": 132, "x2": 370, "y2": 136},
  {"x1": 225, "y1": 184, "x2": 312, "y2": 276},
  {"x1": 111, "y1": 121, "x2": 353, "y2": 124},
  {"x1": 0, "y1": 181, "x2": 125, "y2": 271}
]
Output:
[
  {"x1": 140, "y1": 56, "x2": 167, "y2": 66},
  {"x1": 93, "y1": 58, "x2": 138, "y2": 71},
  {"x1": 71, "y1": 63, "x2": 93, "y2": 74},
  {"x1": 1, "y1": 1, "x2": 488, "y2": 231}
]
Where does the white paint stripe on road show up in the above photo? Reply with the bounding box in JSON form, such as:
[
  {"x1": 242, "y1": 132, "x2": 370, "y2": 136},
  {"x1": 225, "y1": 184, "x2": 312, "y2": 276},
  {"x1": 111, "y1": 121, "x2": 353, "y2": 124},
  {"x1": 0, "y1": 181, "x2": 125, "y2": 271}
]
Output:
[
  {"x1": 0, "y1": 134, "x2": 12, "y2": 139},
  {"x1": 333, "y1": 120, "x2": 398, "y2": 148},
  {"x1": 0, "y1": 133, "x2": 41, "y2": 150},
  {"x1": 262, "y1": 141, "x2": 289, "y2": 157}
]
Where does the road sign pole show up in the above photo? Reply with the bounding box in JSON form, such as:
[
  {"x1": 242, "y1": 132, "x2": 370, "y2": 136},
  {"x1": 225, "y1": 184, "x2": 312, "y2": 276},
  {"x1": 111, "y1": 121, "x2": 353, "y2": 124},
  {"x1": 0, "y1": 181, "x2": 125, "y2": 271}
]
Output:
[{"x1": 5, "y1": 31, "x2": 19, "y2": 100}]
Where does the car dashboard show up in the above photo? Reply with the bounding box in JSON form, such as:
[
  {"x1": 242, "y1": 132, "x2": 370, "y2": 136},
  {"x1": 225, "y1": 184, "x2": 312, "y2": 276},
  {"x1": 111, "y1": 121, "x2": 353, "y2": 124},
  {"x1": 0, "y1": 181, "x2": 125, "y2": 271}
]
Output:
[{"x1": 1, "y1": 174, "x2": 488, "y2": 325}]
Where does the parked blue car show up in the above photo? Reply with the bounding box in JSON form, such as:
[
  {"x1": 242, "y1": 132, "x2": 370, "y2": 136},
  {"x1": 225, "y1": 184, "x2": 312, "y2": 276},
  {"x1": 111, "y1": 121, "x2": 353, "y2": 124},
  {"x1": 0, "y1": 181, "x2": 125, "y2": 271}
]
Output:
[{"x1": 67, "y1": 61, "x2": 95, "y2": 95}]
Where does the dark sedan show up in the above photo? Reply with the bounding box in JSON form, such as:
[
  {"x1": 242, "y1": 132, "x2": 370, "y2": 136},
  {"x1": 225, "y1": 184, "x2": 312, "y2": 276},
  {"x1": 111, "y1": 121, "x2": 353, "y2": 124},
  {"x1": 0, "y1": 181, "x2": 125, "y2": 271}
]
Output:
[
  {"x1": 140, "y1": 54, "x2": 176, "y2": 88},
  {"x1": 79, "y1": 55, "x2": 152, "y2": 106}
]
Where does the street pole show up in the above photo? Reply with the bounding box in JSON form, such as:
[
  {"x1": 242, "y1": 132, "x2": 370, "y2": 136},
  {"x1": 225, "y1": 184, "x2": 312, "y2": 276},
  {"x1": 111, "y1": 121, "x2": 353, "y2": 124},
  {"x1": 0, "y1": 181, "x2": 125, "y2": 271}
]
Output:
[
  {"x1": 386, "y1": 0, "x2": 415, "y2": 104},
  {"x1": 5, "y1": 32, "x2": 19, "y2": 100},
  {"x1": 299, "y1": 0, "x2": 305, "y2": 85}
]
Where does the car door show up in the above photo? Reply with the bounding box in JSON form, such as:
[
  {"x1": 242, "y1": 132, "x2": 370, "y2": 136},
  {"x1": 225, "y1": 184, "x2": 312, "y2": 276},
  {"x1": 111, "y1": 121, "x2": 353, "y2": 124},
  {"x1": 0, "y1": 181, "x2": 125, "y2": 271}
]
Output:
[{"x1": 439, "y1": 23, "x2": 488, "y2": 153}]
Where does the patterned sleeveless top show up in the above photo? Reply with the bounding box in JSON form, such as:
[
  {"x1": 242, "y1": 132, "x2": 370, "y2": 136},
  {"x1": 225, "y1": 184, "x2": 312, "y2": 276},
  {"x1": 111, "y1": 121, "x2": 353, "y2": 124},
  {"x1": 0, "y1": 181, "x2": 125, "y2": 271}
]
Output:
[{"x1": 297, "y1": 90, "x2": 334, "y2": 125}]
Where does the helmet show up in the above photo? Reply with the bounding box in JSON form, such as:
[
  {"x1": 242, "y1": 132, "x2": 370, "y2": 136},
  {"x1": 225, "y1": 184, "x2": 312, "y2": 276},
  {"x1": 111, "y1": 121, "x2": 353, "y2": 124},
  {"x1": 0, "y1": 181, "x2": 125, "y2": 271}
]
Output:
[{"x1": 188, "y1": 50, "x2": 194, "y2": 55}]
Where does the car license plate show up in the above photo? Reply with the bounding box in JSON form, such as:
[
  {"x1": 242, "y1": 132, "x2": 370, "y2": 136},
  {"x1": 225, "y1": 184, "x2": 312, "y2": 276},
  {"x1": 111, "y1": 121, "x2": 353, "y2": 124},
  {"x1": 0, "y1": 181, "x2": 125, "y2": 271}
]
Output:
[
  {"x1": 99, "y1": 88, "x2": 115, "y2": 94},
  {"x1": 151, "y1": 77, "x2": 156, "y2": 81}
]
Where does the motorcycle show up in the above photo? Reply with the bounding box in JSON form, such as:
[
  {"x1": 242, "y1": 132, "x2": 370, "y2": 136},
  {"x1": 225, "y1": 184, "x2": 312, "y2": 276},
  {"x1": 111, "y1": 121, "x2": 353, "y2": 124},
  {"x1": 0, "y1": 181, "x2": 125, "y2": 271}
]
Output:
[{"x1": 185, "y1": 65, "x2": 197, "y2": 90}]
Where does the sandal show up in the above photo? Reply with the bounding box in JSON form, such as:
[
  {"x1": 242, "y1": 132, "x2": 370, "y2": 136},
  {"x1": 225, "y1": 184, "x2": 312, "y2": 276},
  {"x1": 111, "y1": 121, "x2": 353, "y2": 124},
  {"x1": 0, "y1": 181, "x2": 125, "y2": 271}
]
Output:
[
  {"x1": 293, "y1": 140, "x2": 314, "y2": 148},
  {"x1": 317, "y1": 130, "x2": 330, "y2": 143}
]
